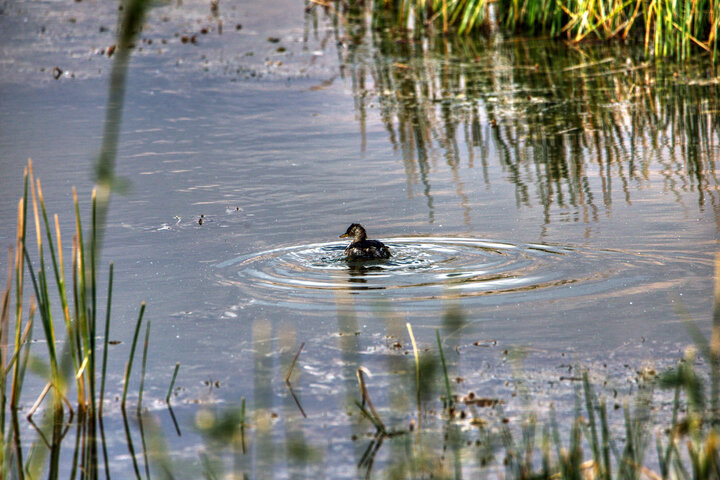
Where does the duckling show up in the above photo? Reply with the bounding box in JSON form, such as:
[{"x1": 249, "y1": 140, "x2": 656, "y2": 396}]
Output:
[{"x1": 339, "y1": 223, "x2": 392, "y2": 260}]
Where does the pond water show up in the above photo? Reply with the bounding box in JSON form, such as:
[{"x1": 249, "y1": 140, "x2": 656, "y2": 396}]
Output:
[{"x1": 0, "y1": 0, "x2": 719, "y2": 477}]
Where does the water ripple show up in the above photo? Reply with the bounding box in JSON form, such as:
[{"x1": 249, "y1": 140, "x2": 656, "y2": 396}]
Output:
[{"x1": 214, "y1": 237, "x2": 650, "y2": 311}]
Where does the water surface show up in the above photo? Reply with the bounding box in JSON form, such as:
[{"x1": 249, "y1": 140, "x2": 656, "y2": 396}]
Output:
[{"x1": 0, "y1": 0, "x2": 718, "y2": 476}]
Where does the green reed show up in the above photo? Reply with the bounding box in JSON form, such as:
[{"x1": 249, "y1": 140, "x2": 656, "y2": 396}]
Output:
[
  {"x1": 0, "y1": 161, "x2": 149, "y2": 478},
  {"x1": 436, "y1": 329, "x2": 454, "y2": 412},
  {"x1": 166, "y1": 362, "x2": 180, "y2": 404}
]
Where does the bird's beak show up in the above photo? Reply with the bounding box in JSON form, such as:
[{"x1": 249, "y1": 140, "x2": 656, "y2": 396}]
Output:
[{"x1": 339, "y1": 233, "x2": 350, "y2": 238}]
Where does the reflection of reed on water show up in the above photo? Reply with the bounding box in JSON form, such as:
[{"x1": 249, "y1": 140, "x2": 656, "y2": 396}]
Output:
[{"x1": 307, "y1": 5, "x2": 720, "y2": 227}]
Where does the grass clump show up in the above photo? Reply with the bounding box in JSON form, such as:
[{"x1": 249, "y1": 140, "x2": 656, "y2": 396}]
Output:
[
  {"x1": 0, "y1": 0, "x2": 152, "y2": 476},
  {"x1": 344, "y1": 271, "x2": 720, "y2": 479},
  {"x1": 348, "y1": 344, "x2": 719, "y2": 479},
  {"x1": 0, "y1": 161, "x2": 145, "y2": 478},
  {"x1": 322, "y1": 0, "x2": 720, "y2": 61}
]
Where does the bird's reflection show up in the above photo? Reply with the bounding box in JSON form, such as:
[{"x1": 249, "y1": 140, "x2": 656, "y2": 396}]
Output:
[{"x1": 345, "y1": 262, "x2": 386, "y2": 289}]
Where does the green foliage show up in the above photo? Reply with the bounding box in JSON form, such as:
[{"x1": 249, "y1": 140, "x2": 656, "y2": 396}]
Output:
[
  {"x1": 337, "y1": 0, "x2": 719, "y2": 61},
  {"x1": 0, "y1": 0, "x2": 153, "y2": 476},
  {"x1": 415, "y1": 349, "x2": 440, "y2": 403},
  {"x1": 0, "y1": 160, "x2": 152, "y2": 478},
  {"x1": 659, "y1": 351, "x2": 707, "y2": 413}
]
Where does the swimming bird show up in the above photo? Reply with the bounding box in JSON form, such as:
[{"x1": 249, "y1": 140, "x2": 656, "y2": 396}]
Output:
[{"x1": 339, "y1": 224, "x2": 392, "y2": 260}]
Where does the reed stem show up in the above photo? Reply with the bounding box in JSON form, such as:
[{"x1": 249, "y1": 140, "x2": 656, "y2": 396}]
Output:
[
  {"x1": 121, "y1": 302, "x2": 146, "y2": 410},
  {"x1": 166, "y1": 363, "x2": 180, "y2": 404}
]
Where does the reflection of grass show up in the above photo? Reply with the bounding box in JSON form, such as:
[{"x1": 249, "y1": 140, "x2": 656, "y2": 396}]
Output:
[
  {"x1": 310, "y1": 11, "x2": 720, "y2": 223},
  {"x1": 321, "y1": 0, "x2": 719, "y2": 61}
]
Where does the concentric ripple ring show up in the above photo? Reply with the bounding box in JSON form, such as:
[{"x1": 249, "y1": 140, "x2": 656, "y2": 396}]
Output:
[{"x1": 213, "y1": 237, "x2": 659, "y2": 311}]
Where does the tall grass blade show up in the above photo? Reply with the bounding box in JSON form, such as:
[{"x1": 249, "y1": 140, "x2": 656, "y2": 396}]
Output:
[
  {"x1": 137, "y1": 319, "x2": 151, "y2": 415},
  {"x1": 1, "y1": 246, "x2": 13, "y2": 445},
  {"x1": 240, "y1": 396, "x2": 246, "y2": 455},
  {"x1": 284, "y1": 342, "x2": 304, "y2": 384},
  {"x1": 122, "y1": 302, "x2": 146, "y2": 410},
  {"x1": 582, "y1": 371, "x2": 602, "y2": 476},
  {"x1": 36, "y1": 182, "x2": 79, "y2": 385},
  {"x1": 121, "y1": 408, "x2": 143, "y2": 479},
  {"x1": 95, "y1": 0, "x2": 151, "y2": 253},
  {"x1": 89, "y1": 189, "x2": 98, "y2": 414},
  {"x1": 166, "y1": 363, "x2": 180, "y2": 405},
  {"x1": 21, "y1": 248, "x2": 59, "y2": 384},
  {"x1": 406, "y1": 322, "x2": 421, "y2": 423},
  {"x1": 11, "y1": 169, "x2": 30, "y2": 412},
  {"x1": 356, "y1": 367, "x2": 387, "y2": 434},
  {"x1": 98, "y1": 261, "x2": 114, "y2": 476},
  {"x1": 435, "y1": 329, "x2": 453, "y2": 411},
  {"x1": 73, "y1": 187, "x2": 89, "y2": 410},
  {"x1": 100, "y1": 262, "x2": 114, "y2": 412}
]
